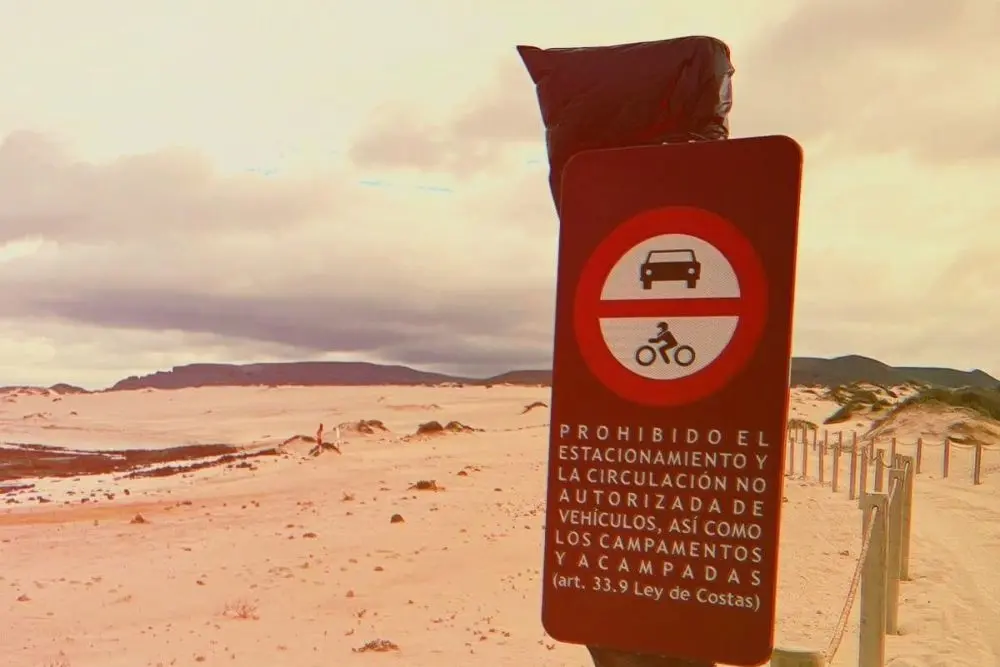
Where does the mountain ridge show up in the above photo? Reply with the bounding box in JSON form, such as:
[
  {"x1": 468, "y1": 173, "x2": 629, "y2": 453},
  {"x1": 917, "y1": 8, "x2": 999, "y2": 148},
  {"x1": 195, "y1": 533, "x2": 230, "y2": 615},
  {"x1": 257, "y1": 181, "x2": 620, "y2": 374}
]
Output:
[
  {"x1": 93, "y1": 356, "x2": 999, "y2": 392},
  {"x1": 790, "y1": 355, "x2": 998, "y2": 389}
]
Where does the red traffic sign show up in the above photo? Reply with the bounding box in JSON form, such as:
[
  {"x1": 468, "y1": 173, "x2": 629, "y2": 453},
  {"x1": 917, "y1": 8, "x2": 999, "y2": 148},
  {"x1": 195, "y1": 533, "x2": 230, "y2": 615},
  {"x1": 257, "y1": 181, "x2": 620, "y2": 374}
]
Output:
[
  {"x1": 542, "y1": 136, "x2": 803, "y2": 666},
  {"x1": 574, "y1": 205, "x2": 768, "y2": 407}
]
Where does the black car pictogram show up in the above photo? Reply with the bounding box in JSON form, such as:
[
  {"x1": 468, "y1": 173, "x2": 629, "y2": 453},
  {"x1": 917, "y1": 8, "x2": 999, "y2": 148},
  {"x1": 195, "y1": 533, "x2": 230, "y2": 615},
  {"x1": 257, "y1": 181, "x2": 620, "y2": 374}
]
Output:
[{"x1": 639, "y1": 249, "x2": 700, "y2": 290}]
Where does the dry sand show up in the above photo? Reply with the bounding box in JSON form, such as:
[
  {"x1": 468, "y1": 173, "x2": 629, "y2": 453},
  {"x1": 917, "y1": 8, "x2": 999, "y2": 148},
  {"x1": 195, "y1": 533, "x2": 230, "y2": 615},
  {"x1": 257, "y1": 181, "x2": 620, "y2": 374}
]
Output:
[{"x1": 2, "y1": 385, "x2": 998, "y2": 667}]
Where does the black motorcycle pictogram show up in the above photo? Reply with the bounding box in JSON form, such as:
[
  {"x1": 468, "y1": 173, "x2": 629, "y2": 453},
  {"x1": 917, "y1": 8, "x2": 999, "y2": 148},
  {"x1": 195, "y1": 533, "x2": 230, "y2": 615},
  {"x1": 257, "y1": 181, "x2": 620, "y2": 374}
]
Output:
[{"x1": 634, "y1": 322, "x2": 696, "y2": 368}]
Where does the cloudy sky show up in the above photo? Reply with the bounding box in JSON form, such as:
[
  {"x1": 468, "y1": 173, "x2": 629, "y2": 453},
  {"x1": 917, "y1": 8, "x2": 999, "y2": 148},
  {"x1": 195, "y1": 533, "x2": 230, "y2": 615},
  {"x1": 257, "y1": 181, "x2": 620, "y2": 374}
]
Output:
[{"x1": 1, "y1": 0, "x2": 998, "y2": 388}]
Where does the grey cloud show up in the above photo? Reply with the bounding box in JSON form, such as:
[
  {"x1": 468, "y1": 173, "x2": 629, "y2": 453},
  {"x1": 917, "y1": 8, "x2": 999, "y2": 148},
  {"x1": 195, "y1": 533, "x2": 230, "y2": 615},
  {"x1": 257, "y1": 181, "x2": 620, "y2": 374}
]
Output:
[
  {"x1": 791, "y1": 238, "x2": 1000, "y2": 370},
  {"x1": 349, "y1": 1, "x2": 1000, "y2": 173},
  {"x1": 0, "y1": 131, "x2": 337, "y2": 244},
  {"x1": 348, "y1": 58, "x2": 542, "y2": 174},
  {"x1": 348, "y1": 112, "x2": 511, "y2": 175},
  {"x1": 737, "y1": 0, "x2": 1000, "y2": 162},
  {"x1": 3, "y1": 116, "x2": 997, "y2": 385},
  {"x1": 449, "y1": 59, "x2": 545, "y2": 143},
  {"x1": 458, "y1": 169, "x2": 558, "y2": 237},
  {"x1": 1, "y1": 275, "x2": 557, "y2": 375},
  {"x1": 0, "y1": 129, "x2": 561, "y2": 378},
  {"x1": 385, "y1": 333, "x2": 553, "y2": 371},
  {"x1": 756, "y1": 0, "x2": 969, "y2": 56},
  {"x1": 53, "y1": 287, "x2": 547, "y2": 373},
  {"x1": 348, "y1": 116, "x2": 454, "y2": 171},
  {"x1": 0, "y1": 318, "x2": 313, "y2": 388}
]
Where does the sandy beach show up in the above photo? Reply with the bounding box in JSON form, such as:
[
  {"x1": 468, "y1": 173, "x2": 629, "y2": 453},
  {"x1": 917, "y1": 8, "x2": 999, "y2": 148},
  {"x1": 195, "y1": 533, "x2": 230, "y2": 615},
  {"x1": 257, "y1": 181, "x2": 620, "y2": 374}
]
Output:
[{"x1": 2, "y1": 385, "x2": 998, "y2": 667}]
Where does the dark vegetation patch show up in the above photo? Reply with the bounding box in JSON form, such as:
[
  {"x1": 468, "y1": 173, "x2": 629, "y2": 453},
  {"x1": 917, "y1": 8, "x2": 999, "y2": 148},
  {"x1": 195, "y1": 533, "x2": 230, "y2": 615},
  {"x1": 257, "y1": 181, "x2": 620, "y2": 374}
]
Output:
[{"x1": 0, "y1": 443, "x2": 278, "y2": 482}]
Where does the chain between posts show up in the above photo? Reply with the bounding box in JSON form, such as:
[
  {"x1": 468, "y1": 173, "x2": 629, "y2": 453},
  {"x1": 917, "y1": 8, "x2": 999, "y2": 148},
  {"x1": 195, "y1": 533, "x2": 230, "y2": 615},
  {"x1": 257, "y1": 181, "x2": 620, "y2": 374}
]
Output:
[
  {"x1": 873, "y1": 449, "x2": 892, "y2": 467},
  {"x1": 824, "y1": 507, "x2": 879, "y2": 663}
]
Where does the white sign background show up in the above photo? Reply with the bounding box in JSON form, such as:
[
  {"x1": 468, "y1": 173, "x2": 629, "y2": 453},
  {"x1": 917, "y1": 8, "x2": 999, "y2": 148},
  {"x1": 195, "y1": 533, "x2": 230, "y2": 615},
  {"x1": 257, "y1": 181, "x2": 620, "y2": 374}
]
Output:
[{"x1": 599, "y1": 233, "x2": 741, "y2": 381}]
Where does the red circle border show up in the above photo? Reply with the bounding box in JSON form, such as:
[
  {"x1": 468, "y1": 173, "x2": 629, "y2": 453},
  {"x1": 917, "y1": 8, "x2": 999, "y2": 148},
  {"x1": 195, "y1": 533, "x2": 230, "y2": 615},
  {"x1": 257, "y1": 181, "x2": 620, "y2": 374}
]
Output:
[{"x1": 573, "y1": 206, "x2": 768, "y2": 407}]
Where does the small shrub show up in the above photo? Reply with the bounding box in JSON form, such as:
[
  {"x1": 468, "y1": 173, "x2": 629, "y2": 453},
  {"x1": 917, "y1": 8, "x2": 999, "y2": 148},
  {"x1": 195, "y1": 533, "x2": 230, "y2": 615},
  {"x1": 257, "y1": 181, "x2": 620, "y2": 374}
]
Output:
[
  {"x1": 824, "y1": 403, "x2": 857, "y2": 425},
  {"x1": 870, "y1": 398, "x2": 892, "y2": 412},
  {"x1": 223, "y1": 599, "x2": 259, "y2": 620},
  {"x1": 341, "y1": 419, "x2": 388, "y2": 435},
  {"x1": 902, "y1": 387, "x2": 1000, "y2": 421},
  {"x1": 416, "y1": 420, "x2": 444, "y2": 435},
  {"x1": 408, "y1": 480, "x2": 443, "y2": 491},
  {"x1": 353, "y1": 639, "x2": 400, "y2": 653}
]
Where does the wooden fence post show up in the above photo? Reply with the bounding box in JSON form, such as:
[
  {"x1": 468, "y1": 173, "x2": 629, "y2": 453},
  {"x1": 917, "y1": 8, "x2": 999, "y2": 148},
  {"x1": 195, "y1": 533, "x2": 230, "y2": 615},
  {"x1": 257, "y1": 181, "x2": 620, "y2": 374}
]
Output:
[
  {"x1": 801, "y1": 436, "x2": 809, "y2": 479},
  {"x1": 898, "y1": 455, "x2": 914, "y2": 581},
  {"x1": 858, "y1": 446, "x2": 870, "y2": 510},
  {"x1": 859, "y1": 493, "x2": 889, "y2": 667},
  {"x1": 942, "y1": 438, "x2": 951, "y2": 478},
  {"x1": 832, "y1": 444, "x2": 841, "y2": 493},
  {"x1": 849, "y1": 444, "x2": 859, "y2": 501},
  {"x1": 818, "y1": 439, "x2": 826, "y2": 485},
  {"x1": 788, "y1": 431, "x2": 796, "y2": 476},
  {"x1": 890, "y1": 437, "x2": 897, "y2": 460},
  {"x1": 886, "y1": 467, "x2": 904, "y2": 635},
  {"x1": 915, "y1": 438, "x2": 923, "y2": 474},
  {"x1": 874, "y1": 450, "x2": 884, "y2": 492},
  {"x1": 974, "y1": 444, "x2": 983, "y2": 485}
]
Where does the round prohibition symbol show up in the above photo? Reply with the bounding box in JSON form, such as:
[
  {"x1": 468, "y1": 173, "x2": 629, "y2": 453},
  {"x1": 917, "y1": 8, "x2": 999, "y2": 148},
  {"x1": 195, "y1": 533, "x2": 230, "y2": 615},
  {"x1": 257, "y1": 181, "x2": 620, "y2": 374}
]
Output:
[{"x1": 573, "y1": 206, "x2": 769, "y2": 407}]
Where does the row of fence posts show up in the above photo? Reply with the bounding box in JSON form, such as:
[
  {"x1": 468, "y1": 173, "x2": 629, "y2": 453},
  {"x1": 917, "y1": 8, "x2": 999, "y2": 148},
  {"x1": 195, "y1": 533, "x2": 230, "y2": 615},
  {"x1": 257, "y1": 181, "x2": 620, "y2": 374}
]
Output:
[
  {"x1": 769, "y1": 432, "x2": 917, "y2": 667},
  {"x1": 787, "y1": 428, "x2": 989, "y2": 486}
]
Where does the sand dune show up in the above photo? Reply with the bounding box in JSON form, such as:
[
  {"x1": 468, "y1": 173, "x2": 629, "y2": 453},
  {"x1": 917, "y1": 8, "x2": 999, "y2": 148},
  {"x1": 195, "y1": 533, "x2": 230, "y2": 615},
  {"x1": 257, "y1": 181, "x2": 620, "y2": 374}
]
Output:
[{"x1": 1, "y1": 385, "x2": 997, "y2": 667}]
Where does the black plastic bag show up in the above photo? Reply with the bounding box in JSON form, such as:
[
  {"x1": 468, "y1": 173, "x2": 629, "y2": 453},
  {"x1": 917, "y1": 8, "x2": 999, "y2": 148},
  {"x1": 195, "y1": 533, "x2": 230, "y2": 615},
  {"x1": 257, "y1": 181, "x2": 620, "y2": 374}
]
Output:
[{"x1": 517, "y1": 37, "x2": 734, "y2": 207}]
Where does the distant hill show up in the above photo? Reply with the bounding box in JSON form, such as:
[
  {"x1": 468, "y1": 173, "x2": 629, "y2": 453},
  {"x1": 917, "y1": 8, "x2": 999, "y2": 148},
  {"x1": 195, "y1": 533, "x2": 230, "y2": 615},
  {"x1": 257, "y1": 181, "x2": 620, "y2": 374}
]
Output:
[
  {"x1": 108, "y1": 362, "x2": 468, "y2": 391},
  {"x1": 789, "y1": 355, "x2": 998, "y2": 389},
  {"x1": 0, "y1": 383, "x2": 89, "y2": 395},
  {"x1": 482, "y1": 369, "x2": 553, "y2": 385},
  {"x1": 100, "y1": 356, "x2": 997, "y2": 392},
  {"x1": 484, "y1": 357, "x2": 998, "y2": 390}
]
